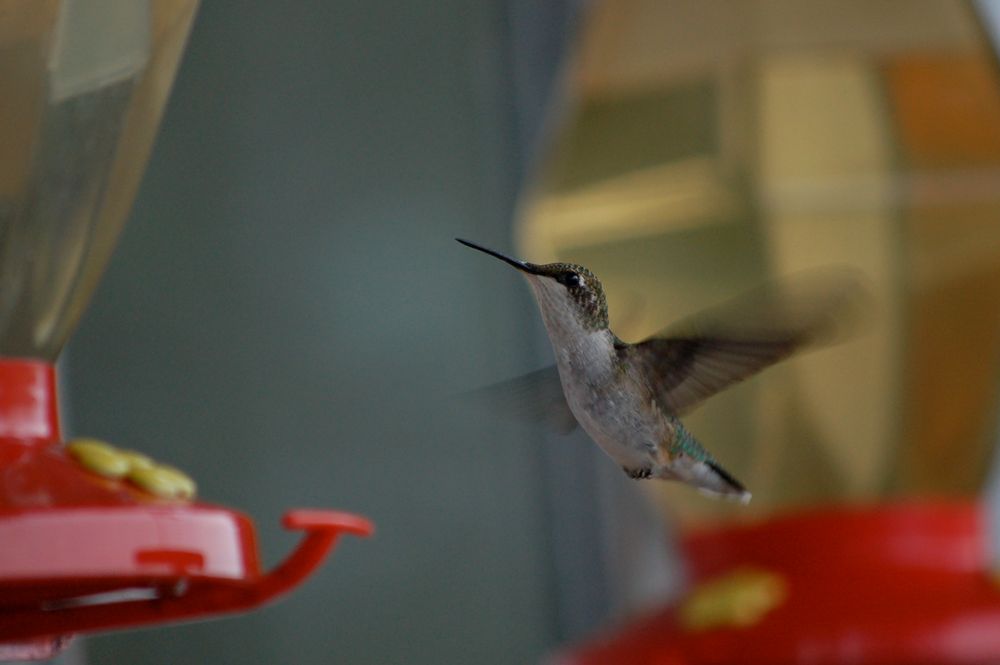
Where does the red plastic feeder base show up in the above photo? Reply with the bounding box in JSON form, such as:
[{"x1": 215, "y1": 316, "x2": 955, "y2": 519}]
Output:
[
  {"x1": 0, "y1": 358, "x2": 372, "y2": 659},
  {"x1": 556, "y1": 500, "x2": 1000, "y2": 665}
]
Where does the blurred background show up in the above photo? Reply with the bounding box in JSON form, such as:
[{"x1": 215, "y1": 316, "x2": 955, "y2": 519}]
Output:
[
  {"x1": 61, "y1": 1, "x2": 583, "y2": 663},
  {"x1": 7, "y1": 0, "x2": 1000, "y2": 662}
]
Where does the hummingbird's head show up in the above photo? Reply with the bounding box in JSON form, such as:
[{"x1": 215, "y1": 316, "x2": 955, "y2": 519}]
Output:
[{"x1": 457, "y1": 239, "x2": 608, "y2": 332}]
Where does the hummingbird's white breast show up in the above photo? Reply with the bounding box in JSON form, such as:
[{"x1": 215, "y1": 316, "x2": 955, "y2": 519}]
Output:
[{"x1": 527, "y1": 277, "x2": 667, "y2": 471}]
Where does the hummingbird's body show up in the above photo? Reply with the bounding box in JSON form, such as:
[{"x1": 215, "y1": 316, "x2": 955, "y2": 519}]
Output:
[
  {"x1": 458, "y1": 238, "x2": 851, "y2": 502},
  {"x1": 525, "y1": 265, "x2": 742, "y2": 498}
]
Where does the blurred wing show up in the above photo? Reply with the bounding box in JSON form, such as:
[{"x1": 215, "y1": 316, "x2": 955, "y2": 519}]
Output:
[
  {"x1": 624, "y1": 334, "x2": 803, "y2": 415},
  {"x1": 624, "y1": 267, "x2": 869, "y2": 415},
  {"x1": 463, "y1": 365, "x2": 578, "y2": 434}
]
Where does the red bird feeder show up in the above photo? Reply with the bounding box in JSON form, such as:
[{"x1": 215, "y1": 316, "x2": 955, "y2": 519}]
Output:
[
  {"x1": 555, "y1": 501, "x2": 1000, "y2": 665},
  {"x1": 0, "y1": 359, "x2": 372, "y2": 661},
  {"x1": 0, "y1": 2, "x2": 371, "y2": 659}
]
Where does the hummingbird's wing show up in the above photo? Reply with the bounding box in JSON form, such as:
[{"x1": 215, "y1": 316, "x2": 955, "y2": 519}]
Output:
[
  {"x1": 623, "y1": 267, "x2": 868, "y2": 415},
  {"x1": 624, "y1": 334, "x2": 803, "y2": 415},
  {"x1": 463, "y1": 366, "x2": 578, "y2": 434}
]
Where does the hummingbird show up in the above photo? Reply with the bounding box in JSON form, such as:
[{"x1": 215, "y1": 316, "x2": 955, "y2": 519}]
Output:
[{"x1": 457, "y1": 238, "x2": 859, "y2": 503}]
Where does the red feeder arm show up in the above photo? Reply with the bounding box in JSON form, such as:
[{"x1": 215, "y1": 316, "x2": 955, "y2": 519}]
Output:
[{"x1": 0, "y1": 358, "x2": 373, "y2": 661}]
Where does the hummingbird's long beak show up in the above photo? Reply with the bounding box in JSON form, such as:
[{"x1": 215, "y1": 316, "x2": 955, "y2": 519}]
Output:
[{"x1": 456, "y1": 238, "x2": 544, "y2": 275}]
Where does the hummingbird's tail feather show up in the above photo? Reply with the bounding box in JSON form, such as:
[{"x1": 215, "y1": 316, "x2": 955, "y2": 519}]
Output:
[
  {"x1": 663, "y1": 421, "x2": 751, "y2": 503},
  {"x1": 702, "y1": 460, "x2": 752, "y2": 505},
  {"x1": 668, "y1": 455, "x2": 752, "y2": 504}
]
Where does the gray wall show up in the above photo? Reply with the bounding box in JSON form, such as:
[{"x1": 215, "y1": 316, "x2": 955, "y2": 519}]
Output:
[{"x1": 63, "y1": 1, "x2": 581, "y2": 663}]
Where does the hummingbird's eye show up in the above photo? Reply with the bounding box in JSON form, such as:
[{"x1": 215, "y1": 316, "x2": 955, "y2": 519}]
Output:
[{"x1": 557, "y1": 271, "x2": 581, "y2": 288}]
